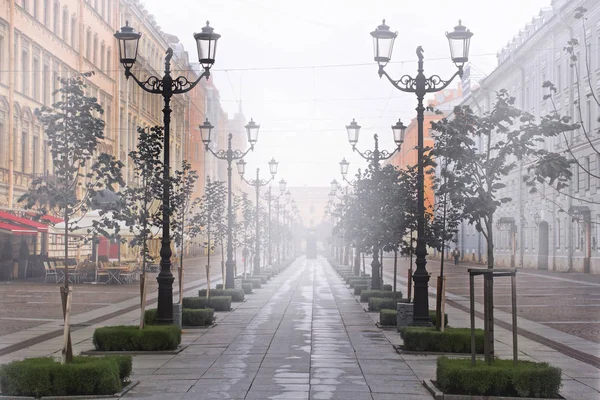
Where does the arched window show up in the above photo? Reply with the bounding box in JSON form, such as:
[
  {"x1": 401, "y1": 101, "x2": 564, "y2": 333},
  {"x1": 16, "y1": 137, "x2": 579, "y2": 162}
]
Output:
[
  {"x1": 70, "y1": 15, "x2": 76, "y2": 48},
  {"x1": 100, "y1": 43, "x2": 105, "y2": 71},
  {"x1": 85, "y1": 30, "x2": 91, "y2": 59},
  {"x1": 53, "y1": 1, "x2": 60, "y2": 34},
  {"x1": 93, "y1": 35, "x2": 98, "y2": 65},
  {"x1": 62, "y1": 8, "x2": 68, "y2": 41},
  {"x1": 106, "y1": 48, "x2": 111, "y2": 77}
]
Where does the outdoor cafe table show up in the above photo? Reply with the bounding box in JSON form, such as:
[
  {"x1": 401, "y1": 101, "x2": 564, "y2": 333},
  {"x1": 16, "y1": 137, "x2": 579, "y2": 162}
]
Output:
[{"x1": 104, "y1": 266, "x2": 130, "y2": 284}]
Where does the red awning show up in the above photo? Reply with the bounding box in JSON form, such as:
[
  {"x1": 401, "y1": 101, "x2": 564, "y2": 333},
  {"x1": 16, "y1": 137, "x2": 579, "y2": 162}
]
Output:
[
  {"x1": 0, "y1": 222, "x2": 38, "y2": 235},
  {"x1": 0, "y1": 211, "x2": 48, "y2": 232},
  {"x1": 41, "y1": 214, "x2": 63, "y2": 224}
]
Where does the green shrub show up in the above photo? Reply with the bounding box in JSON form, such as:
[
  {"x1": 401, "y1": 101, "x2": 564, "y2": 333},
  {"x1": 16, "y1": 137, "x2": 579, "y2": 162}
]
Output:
[
  {"x1": 242, "y1": 283, "x2": 253, "y2": 294},
  {"x1": 197, "y1": 288, "x2": 244, "y2": 302},
  {"x1": 206, "y1": 296, "x2": 232, "y2": 311},
  {"x1": 382, "y1": 284, "x2": 393, "y2": 291},
  {"x1": 0, "y1": 355, "x2": 132, "y2": 397},
  {"x1": 436, "y1": 357, "x2": 562, "y2": 398},
  {"x1": 401, "y1": 327, "x2": 484, "y2": 353},
  {"x1": 380, "y1": 309, "x2": 397, "y2": 326},
  {"x1": 369, "y1": 297, "x2": 398, "y2": 311},
  {"x1": 215, "y1": 284, "x2": 223, "y2": 289},
  {"x1": 345, "y1": 275, "x2": 362, "y2": 284},
  {"x1": 144, "y1": 308, "x2": 158, "y2": 325},
  {"x1": 93, "y1": 325, "x2": 181, "y2": 351},
  {"x1": 360, "y1": 290, "x2": 402, "y2": 302},
  {"x1": 354, "y1": 284, "x2": 368, "y2": 295},
  {"x1": 429, "y1": 310, "x2": 449, "y2": 327},
  {"x1": 349, "y1": 279, "x2": 369, "y2": 288},
  {"x1": 182, "y1": 308, "x2": 214, "y2": 326},
  {"x1": 182, "y1": 297, "x2": 208, "y2": 309},
  {"x1": 242, "y1": 279, "x2": 262, "y2": 289}
]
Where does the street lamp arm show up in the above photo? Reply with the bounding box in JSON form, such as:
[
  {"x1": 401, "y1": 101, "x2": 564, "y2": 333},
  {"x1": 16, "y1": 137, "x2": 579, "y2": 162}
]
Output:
[
  {"x1": 342, "y1": 176, "x2": 358, "y2": 187},
  {"x1": 205, "y1": 144, "x2": 253, "y2": 161},
  {"x1": 242, "y1": 175, "x2": 274, "y2": 187},
  {"x1": 378, "y1": 65, "x2": 462, "y2": 94},
  {"x1": 126, "y1": 68, "x2": 211, "y2": 95},
  {"x1": 352, "y1": 146, "x2": 398, "y2": 162}
]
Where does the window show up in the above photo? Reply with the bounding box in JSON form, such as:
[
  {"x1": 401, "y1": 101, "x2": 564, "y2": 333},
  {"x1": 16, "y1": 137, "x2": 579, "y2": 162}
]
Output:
[
  {"x1": 556, "y1": 219, "x2": 561, "y2": 249},
  {"x1": 585, "y1": 156, "x2": 590, "y2": 190},
  {"x1": 106, "y1": 48, "x2": 111, "y2": 77},
  {"x1": 42, "y1": 140, "x2": 48, "y2": 174},
  {"x1": 32, "y1": 134, "x2": 38, "y2": 174},
  {"x1": 557, "y1": 64, "x2": 561, "y2": 90},
  {"x1": 101, "y1": 0, "x2": 105, "y2": 17},
  {"x1": 70, "y1": 16, "x2": 76, "y2": 48},
  {"x1": 21, "y1": 131, "x2": 28, "y2": 172},
  {"x1": 43, "y1": 0, "x2": 49, "y2": 26},
  {"x1": 0, "y1": 119, "x2": 4, "y2": 167},
  {"x1": 33, "y1": 0, "x2": 38, "y2": 19},
  {"x1": 86, "y1": 30, "x2": 91, "y2": 59},
  {"x1": 42, "y1": 64, "x2": 49, "y2": 104},
  {"x1": 21, "y1": 50, "x2": 29, "y2": 96},
  {"x1": 53, "y1": 2, "x2": 60, "y2": 34},
  {"x1": 105, "y1": 104, "x2": 111, "y2": 139},
  {"x1": 62, "y1": 9, "x2": 68, "y2": 41},
  {"x1": 93, "y1": 35, "x2": 98, "y2": 65},
  {"x1": 21, "y1": 0, "x2": 28, "y2": 12},
  {"x1": 32, "y1": 57, "x2": 40, "y2": 101},
  {"x1": 106, "y1": 0, "x2": 111, "y2": 23},
  {"x1": 100, "y1": 43, "x2": 105, "y2": 71},
  {"x1": 0, "y1": 35, "x2": 4, "y2": 84}
]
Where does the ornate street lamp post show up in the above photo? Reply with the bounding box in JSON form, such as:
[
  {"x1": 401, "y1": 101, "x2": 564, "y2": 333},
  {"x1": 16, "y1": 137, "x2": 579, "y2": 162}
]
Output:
[
  {"x1": 344, "y1": 118, "x2": 406, "y2": 289},
  {"x1": 273, "y1": 179, "x2": 287, "y2": 268},
  {"x1": 339, "y1": 158, "x2": 363, "y2": 276},
  {"x1": 371, "y1": 19, "x2": 473, "y2": 325},
  {"x1": 114, "y1": 21, "x2": 219, "y2": 324},
  {"x1": 202, "y1": 119, "x2": 260, "y2": 288},
  {"x1": 238, "y1": 159, "x2": 279, "y2": 275},
  {"x1": 260, "y1": 178, "x2": 286, "y2": 268}
]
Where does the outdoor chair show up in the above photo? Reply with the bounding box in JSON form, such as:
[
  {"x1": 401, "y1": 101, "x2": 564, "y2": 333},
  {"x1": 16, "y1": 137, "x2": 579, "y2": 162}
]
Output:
[
  {"x1": 43, "y1": 261, "x2": 58, "y2": 283},
  {"x1": 51, "y1": 261, "x2": 65, "y2": 283},
  {"x1": 118, "y1": 263, "x2": 136, "y2": 284},
  {"x1": 96, "y1": 261, "x2": 109, "y2": 283}
]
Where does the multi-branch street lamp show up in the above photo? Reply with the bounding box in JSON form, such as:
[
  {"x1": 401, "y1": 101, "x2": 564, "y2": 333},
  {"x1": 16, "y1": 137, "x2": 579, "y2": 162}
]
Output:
[
  {"x1": 114, "y1": 21, "x2": 220, "y2": 324},
  {"x1": 277, "y1": 190, "x2": 292, "y2": 265},
  {"x1": 371, "y1": 19, "x2": 473, "y2": 325},
  {"x1": 202, "y1": 119, "x2": 260, "y2": 288},
  {"x1": 238, "y1": 159, "x2": 279, "y2": 275},
  {"x1": 339, "y1": 159, "x2": 363, "y2": 275},
  {"x1": 330, "y1": 180, "x2": 352, "y2": 266},
  {"x1": 344, "y1": 118, "x2": 406, "y2": 289}
]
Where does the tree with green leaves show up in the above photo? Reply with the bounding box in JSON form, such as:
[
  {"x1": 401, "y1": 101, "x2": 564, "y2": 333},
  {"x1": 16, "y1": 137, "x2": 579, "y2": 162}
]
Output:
[
  {"x1": 19, "y1": 73, "x2": 124, "y2": 363},
  {"x1": 199, "y1": 178, "x2": 226, "y2": 292},
  {"x1": 430, "y1": 90, "x2": 572, "y2": 359}
]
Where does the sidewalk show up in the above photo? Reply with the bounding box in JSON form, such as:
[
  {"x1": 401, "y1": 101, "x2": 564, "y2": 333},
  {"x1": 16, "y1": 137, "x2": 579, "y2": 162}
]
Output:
[{"x1": 119, "y1": 256, "x2": 432, "y2": 399}]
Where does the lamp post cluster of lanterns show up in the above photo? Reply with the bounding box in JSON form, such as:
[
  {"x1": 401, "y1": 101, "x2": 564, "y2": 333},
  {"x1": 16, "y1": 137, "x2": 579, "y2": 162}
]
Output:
[{"x1": 335, "y1": 19, "x2": 473, "y2": 324}]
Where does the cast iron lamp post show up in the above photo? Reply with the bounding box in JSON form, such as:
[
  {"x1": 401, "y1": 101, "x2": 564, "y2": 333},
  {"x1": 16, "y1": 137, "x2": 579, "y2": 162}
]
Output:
[
  {"x1": 237, "y1": 158, "x2": 279, "y2": 275},
  {"x1": 260, "y1": 178, "x2": 287, "y2": 268},
  {"x1": 273, "y1": 179, "x2": 287, "y2": 268},
  {"x1": 344, "y1": 118, "x2": 406, "y2": 289},
  {"x1": 339, "y1": 159, "x2": 363, "y2": 276},
  {"x1": 371, "y1": 19, "x2": 473, "y2": 325},
  {"x1": 201, "y1": 119, "x2": 260, "y2": 288},
  {"x1": 114, "y1": 21, "x2": 219, "y2": 324},
  {"x1": 331, "y1": 181, "x2": 352, "y2": 266}
]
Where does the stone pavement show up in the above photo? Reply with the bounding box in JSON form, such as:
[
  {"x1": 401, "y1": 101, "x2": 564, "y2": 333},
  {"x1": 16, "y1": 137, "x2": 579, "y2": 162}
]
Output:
[{"x1": 122, "y1": 256, "x2": 432, "y2": 400}]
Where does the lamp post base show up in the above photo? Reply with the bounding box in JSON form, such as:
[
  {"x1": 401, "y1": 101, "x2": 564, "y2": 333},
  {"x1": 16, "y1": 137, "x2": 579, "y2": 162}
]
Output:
[
  {"x1": 225, "y1": 259, "x2": 235, "y2": 289},
  {"x1": 155, "y1": 271, "x2": 175, "y2": 324}
]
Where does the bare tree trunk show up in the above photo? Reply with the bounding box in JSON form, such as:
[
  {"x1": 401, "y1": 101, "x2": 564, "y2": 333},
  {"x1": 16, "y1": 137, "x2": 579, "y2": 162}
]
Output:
[
  {"x1": 393, "y1": 249, "x2": 398, "y2": 296},
  {"x1": 61, "y1": 210, "x2": 73, "y2": 363}
]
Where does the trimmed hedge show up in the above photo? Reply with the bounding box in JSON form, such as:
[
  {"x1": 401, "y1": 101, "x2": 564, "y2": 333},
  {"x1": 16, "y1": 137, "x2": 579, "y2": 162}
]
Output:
[
  {"x1": 197, "y1": 288, "x2": 245, "y2": 302},
  {"x1": 242, "y1": 279, "x2": 262, "y2": 289},
  {"x1": 401, "y1": 326, "x2": 484, "y2": 353},
  {"x1": 216, "y1": 283, "x2": 224, "y2": 289},
  {"x1": 0, "y1": 355, "x2": 132, "y2": 397},
  {"x1": 436, "y1": 357, "x2": 562, "y2": 398},
  {"x1": 93, "y1": 325, "x2": 181, "y2": 351},
  {"x1": 182, "y1": 308, "x2": 214, "y2": 326},
  {"x1": 382, "y1": 284, "x2": 393, "y2": 291},
  {"x1": 360, "y1": 290, "x2": 402, "y2": 302},
  {"x1": 354, "y1": 284, "x2": 368, "y2": 296},
  {"x1": 242, "y1": 283, "x2": 253, "y2": 294},
  {"x1": 182, "y1": 296, "x2": 231, "y2": 311},
  {"x1": 380, "y1": 309, "x2": 397, "y2": 326},
  {"x1": 349, "y1": 279, "x2": 369, "y2": 288},
  {"x1": 368, "y1": 297, "x2": 398, "y2": 311},
  {"x1": 429, "y1": 310, "x2": 449, "y2": 328}
]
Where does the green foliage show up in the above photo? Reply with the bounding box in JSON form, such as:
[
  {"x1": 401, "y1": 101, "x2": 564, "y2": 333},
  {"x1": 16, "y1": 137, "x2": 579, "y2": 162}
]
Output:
[
  {"x1": 436, "y1": 357, "x2": 562, "y2": 398},
  {"x1": 242, "y1": 283, "x2": 253, "y2": 294},
  {"x1": 354, "y1": 284, "x2": 368, "y2": 295},
  {"x1": 182, "y1": 297, "x2": 209, "y2": 309},
  {"x1": 242, "y1": 278, "x2": 262, "y2": 289},
  {"x1": 360, "y1": 290, "x2": 402, "y2": 302},
  {"x1": 401, "y1": 327, "x2": 484, "y2": 353},
  {"x1": 182, "y1": 308, "x2": 214, "y2": 326},
  {"x1": 380, "y1": 309, "x2": 397, "y2": 326},
  {"x1": 92, "y1": 325, "x2": 181, "y2": 351},
  {"x1": 349, "y1": 278, "x2": 369, "y2": 288},
  {"x1": 429, "y1": 310, "x2": 449, "y2": 327},
  {"x1": 197, "y1": 288, "x2": 245, "y2": 302},
  {"x1": 216, "y1": 284, "x2": 223, "y2": 289},
  {"x1": 0, "y1": 355, "x2": 132, "y2": 397},
  {"x1": 183, "y1": 296, "x2": 231, "y2": 311},
  {"x1": 368, "y1": 297, "x2": 397, "y2": 311},
  {"x1": 382, "y1": 284, "x2": 393, "y2": 291}
]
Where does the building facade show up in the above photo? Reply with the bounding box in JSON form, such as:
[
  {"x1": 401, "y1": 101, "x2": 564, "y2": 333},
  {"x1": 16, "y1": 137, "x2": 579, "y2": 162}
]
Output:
[{"x1": 456, "y1": 0, "x2": 600, "y2": 273}]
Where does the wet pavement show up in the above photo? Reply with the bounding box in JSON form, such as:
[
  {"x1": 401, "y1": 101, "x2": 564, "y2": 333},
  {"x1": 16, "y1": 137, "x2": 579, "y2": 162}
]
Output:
[{"x1": 123, "y1": 257, "x2": 432, "y2": 400}]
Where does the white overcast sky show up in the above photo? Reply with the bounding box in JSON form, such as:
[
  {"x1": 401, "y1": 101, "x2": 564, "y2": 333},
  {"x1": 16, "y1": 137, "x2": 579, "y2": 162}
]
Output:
[{"x1": 141, "y1": 0, "x2": 551, "y2": 187}]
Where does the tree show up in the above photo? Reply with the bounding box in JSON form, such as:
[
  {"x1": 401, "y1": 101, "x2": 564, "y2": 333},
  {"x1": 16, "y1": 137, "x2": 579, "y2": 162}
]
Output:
[
  {"x1": 198, "y1": 178, "x2": 226, "y2": 293},
  {"x1": 19, "y1": 73, "x2": 124, "y2": 363},
  {"x1": 430, "y1": 90, "x2": 571, "y2": 361},
  {"x1": 114, "y1": 126, "x2": 163, "y2": 328},
  {"x1": 170, "y1": 160, "x2": 201, "y2": 305}
]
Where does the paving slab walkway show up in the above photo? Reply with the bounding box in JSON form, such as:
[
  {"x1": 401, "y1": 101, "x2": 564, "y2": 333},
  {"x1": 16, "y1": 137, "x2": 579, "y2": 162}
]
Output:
[{"x1": 122, "y1": 256, "x2": 432, "y2": 400}]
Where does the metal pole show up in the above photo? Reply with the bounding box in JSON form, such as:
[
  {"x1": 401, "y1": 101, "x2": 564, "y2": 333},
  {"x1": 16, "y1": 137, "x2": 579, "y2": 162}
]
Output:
[
  {"x1": 225, "y1": 134, "x2": 235, "y2": 288},
  {"x1": 411, "y1": 53, "x2": 431, "y2": 326},
  {"x1": 254, "y1": 168, "x2": 261, "y2": 275},
  {"x1": 156, "y1": 54, "x2": 175, "y2": 324},
  {"x1": 268, "y1": 188, "x2": 272, "y2": 267}
]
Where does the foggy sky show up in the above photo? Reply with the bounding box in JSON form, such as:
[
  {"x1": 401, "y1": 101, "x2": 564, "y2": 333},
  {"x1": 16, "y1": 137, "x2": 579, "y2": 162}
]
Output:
[{"x1": 141, "y1": 0, "x2": 551, "y2": 187}]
